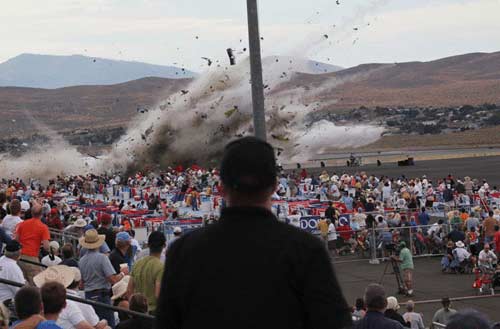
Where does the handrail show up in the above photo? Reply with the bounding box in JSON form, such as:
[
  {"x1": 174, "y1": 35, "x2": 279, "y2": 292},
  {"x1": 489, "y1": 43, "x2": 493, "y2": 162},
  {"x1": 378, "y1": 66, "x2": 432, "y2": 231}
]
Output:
[
  {"x1": 399, "y1": 294, "x2": 500, "y2": 306},
  {"x1": 0, "y1": 278, "x2": 154, "y2": 320}
]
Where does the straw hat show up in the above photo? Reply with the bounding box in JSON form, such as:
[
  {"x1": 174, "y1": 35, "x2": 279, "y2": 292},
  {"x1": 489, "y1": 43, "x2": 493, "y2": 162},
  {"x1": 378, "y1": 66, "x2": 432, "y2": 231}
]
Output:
[
  {"x1": 387, "y1": 296, "x2": 400, "y2": 310},
  {"x1": 111, "y1": 275, "x2": 131, "y2": 301},
  {"x1": 456, "y1": 241, "x2": 465, "y2": 248},
  {"x1": 79, "y1": 229, "x2": 105, "y2": 249},
  {"x1": 34, "y1": 265, "x2": 75, "y2": 288}
]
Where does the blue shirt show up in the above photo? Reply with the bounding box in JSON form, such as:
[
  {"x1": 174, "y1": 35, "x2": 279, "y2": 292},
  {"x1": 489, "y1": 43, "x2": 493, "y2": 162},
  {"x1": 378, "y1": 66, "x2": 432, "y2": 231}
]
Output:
[
  {"x1": 418, "y1": 212, "x2": 430, "y2": 226},
  {"x1": 37, "y1": 320, "x2": 62, "y2": 329}
]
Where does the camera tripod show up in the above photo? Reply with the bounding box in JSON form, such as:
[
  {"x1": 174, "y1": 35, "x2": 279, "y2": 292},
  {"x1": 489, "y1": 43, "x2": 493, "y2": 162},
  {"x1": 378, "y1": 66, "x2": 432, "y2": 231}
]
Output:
[{"x1": 379, "y1": 257, "x2": 407, "y2": 295}]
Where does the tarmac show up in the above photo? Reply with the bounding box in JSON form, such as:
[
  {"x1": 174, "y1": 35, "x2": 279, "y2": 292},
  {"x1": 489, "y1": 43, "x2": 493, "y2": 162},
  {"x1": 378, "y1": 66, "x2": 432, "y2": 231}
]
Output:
[
  {"x1": 302, "y1": 155, "x2": 500, "y2": 187},
  {"x1": 334, "y1": 256, "x2": 500, "y2": 326}
]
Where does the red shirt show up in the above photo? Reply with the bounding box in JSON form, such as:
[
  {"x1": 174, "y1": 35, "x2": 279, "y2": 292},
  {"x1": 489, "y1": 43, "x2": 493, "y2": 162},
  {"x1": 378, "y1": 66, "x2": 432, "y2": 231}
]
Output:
[
  {"x1": 494, "y1": 231, "x2": 500, "y2": 253},
  {"x1": 16, "y1": 218, "x2": 50, "y2": 257},
  {"x1": 337, "y1": 225, "x2": 353, "y2": 241}
]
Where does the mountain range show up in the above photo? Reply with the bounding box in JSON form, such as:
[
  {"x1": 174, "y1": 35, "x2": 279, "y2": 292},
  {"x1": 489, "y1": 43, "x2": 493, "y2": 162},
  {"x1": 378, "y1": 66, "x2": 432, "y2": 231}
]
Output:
[
  {"x1": 0, "y1": 54, "x2": 196, "y2": 89},
  {"x1": 1, "y1": 51, "x2": 500, "y2": 148}
]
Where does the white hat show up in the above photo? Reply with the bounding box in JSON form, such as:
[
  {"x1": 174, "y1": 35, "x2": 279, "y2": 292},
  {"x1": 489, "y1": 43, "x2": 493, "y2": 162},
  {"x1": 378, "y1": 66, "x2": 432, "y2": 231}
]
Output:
[
  {"x1": 111, "y1": 275, "x2": 131, "y2": 300},
  {"x1": 49, "y1": 241, "x2": 60, "y2": 250},
  {"x1": 20, "y1": 201, "x2": 30, "y2": 212},
  {"x1": 73, "y1": 218, "x2": 87, "y2": 228},
  {"x1": 33, "y1": 265, "x2": 75, "y2": 288},
  {"x1": 386, "y1": 296, "x2": 400, "y2": 310},
  {"x1": 71, "y1": 267, "x2": 81, "y2": 282},
  {"x1": 173, "y1": 227, "x2": 182, "y2": 234},
  {"x1": 456, "y1": 241, "x2": 465, "y2": 248}
]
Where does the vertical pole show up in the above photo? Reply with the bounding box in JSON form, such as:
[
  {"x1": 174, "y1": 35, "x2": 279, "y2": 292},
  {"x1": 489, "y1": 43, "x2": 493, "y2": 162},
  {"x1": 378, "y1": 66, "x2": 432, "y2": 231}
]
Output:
[
  {"x1": 369, "y1": 226, "x2": 380, "y2": 264},
  {"x1": 246, "y1": 0, "x2": 267, "y2": 141}
]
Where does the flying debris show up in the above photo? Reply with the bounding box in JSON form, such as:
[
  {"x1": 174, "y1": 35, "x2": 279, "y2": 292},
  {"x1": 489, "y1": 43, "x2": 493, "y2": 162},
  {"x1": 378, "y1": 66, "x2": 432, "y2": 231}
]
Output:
[
  {"x1": 181, "y1": 90, "x2": 189, "y2": 95},
  {"x1": 336, "y1": 0, "x2": 340, "y2": 4},
  {"x1": 87, "y1": 154, "x2": 100, "y2": 160},
  {"x1": 260, "y1": 37, "x2": 264, "y2": 40},
  {"x1": 226, "y1": 48, "x2": 236, "y2": 66},
  {"x1": 201, "y1": 57, "x2": 213, "y2": 66},
  {"x1": 323, "y1": 34, "x2": 329, "y2": 39},
  {"x1": 201, "y1": 114, "x2": 208, "y2": 119},
  {"x1": 137, "y1": 107, "x2": 149, "y2": 113},
  {"x1": 93, "y1": 59, "x2": 96, "y2": 62},
  {"x1": 224, "y1": 106, "x2": 239, "y2": 118},
  {"x1": 353, "y1": 27, "x2": 359, "y2": 31},
  {"x1": 195, "y1": 36, "x2": 199, "y2": 39},
  {"x1": 271, "y1": 134, "x2": 290, "y2": 142}
]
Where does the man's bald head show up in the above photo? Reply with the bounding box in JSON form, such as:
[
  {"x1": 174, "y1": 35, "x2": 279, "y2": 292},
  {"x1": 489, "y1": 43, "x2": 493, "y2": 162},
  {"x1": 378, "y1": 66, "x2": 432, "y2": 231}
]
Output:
[{"x1": 31, "y1": 202, "x2": 43, "y2": 218}]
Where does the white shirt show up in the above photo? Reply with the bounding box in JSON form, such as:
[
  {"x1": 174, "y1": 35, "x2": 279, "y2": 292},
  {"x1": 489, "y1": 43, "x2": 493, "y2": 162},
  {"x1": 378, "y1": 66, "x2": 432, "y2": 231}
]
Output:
[
  {"x1": 41, "y1": 255, "x2": 62, "y2": 267},
  {"x1": 65, "y1": 290, "x2": 100, "y2": 327},
  {"x1": 328, "y1": 223, "x2": 337, "y2": 241},
  {"x1": 1, "y1": 215, "x2": 22, "y2": 238},
  {"x1": 454, "y1": 247, "x2": 470, "y2": 262},
  {"x1": 0, "y1": 256, "x2": 25, "y2": 302},
  {"x1": 57, "y1": 298, "x2": 87, "y2": 329},
  {"x1": 478, "y1": 250, "x2": 498, "y2": 266}
]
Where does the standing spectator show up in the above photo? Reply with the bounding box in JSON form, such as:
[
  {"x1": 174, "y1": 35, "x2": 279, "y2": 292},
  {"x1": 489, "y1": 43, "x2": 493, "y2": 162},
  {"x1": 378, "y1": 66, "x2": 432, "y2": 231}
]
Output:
[
  {"x1": 166, "y1": 227, "x2": 182, "y2": 251},
  {"x1": 384, "y1": 296, "x2": 409, "y2": 327},
  {"x1": 418, "y1": 207, "x2": 430, "y2": 226},
  {"x1": 79, "y1": 229, "x2": 128, "y2": 328},
  {"x1": 109, "y1": 232, "x2": 135, "y2": 273},
  {"x1": 116, "y1": 294, "x2": 153, "y2": 329},
  {"x1": 1, "y1": 199, "x2": 22, "y2": 238},
  {"x1": 156, "y1": 137, "x2": 352, "y2": 329},
  {"x1": 327, "y1": 219, "x2": 338, "y2": 256},
  {"x1": 431, "y1": 297, "x2": 457, "y2": 329},
  {"x1": 403, "y1": 301, "x2": 425, "y2": 329},
  {"x1": 128, "y1": 231, "x2": 165, "y2": 314},
  {"x1": 317, "y1": 216, "x2": 329, "y2": 247},
  {"x1": 393, "y1": 242, "x2": 414, "y2": 296},
  {"x1": 325, "y1": 201, "x2": 337, "y2": 222},
  {"x1": 16, "y1": 202, "x2": 50, "y2": 285},
  {"x1": 353, "y1": 284, "x2": 404, "y2": 329},
  {"x1": 0, "y1": 241, "x2": 25, "y2": 307},
  {"x1": 41, "y1": 241, "x2": 63, "y2": 267},
  {"x1": 47, "y1": 208, "x2": 63, "y2": 230},
  {"x1": 483, "y1": 211, "x2": 497, "y2": 244},
  {"x1": 97, "y1": 214, "x2": 116, "y2": 251},
  {"x1": 493, "y1": 225, "x2": 500, "y2": 256}
]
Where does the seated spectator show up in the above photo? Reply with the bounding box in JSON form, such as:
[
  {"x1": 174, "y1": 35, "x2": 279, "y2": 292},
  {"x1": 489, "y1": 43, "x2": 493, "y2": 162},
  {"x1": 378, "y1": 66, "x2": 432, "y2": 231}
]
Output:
[
  {"x1": 41, "y1": 241, "x2": 63, "y2": 267},
  {"x1": 0, "y1": 241, "x2": 25, "y2": 308},
  {"x1": 353, "y1": 284, "x2": 404, "y2": 329},
  {"x1": 352, "y1": 298, "x2": 366, "y2": 320},
  {"x1": 60, "y1": 243, "x2": 79, "y2": 268},
  {"x1": 1, "y1": 199, "x2": 22, "y2": 238},
  {"x1": 39, "y1": 281, "x2": 67, "y2": 328},
  {"x1": 116, "y1": 294, "x2": 153, "y2": 329},
  {"x1": 13, "y1": 286, "x2": 45, "y2": 328},
  {"x1": 66, "y1": 267, "x2": 108, "y2": 329},
  {"x1": 384, "y1": 296, "x2": 409, "y2": 327},
  {"x1": 111, "y1": 276, "x2": 131, "y2": 323},
  {"x1": 403, "y1": 300, "x2": 424, "y2": 329},
  {"x1": 34, "y1": 265, "x2": 99, "y2": 329},
  {"x1": 446, "y1": 310, "x2": 491, "y2": 329}
]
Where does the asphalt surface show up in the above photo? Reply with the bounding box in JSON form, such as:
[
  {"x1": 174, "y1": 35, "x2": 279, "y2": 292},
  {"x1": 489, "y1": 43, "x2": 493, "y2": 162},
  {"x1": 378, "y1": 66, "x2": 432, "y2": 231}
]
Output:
[
  {"x1": 334, "y1": 256, "x2": 500, "y2": 326},
  {"x1": 304, "y1": 155, "x2": 500, "y2": 187}
]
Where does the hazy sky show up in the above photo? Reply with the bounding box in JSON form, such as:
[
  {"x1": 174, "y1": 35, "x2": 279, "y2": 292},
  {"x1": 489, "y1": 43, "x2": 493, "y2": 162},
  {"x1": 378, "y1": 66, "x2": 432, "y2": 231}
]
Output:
[{"x1": 2, "y1": 0, "x2": 500, "y2": 71}]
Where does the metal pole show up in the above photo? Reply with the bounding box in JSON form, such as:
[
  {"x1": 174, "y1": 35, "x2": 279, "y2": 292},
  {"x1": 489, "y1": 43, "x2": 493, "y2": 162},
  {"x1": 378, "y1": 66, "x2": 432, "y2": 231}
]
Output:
[
  {"x1": 369, "y1": 226, "x2": 380, "y2": 264},
  {"x1": 246, "y1": 0, "x2": 267, "y2": 141}
]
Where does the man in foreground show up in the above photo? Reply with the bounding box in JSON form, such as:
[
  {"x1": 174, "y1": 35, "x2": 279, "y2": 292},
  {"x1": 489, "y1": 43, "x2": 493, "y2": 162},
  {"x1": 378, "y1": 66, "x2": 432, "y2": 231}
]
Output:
[
  {"x1": 156, "y1": 137, "x2": 351, "y2": 329},
  {"x1": 353, "y1": 284, "x2": 404, "y2": 329}
]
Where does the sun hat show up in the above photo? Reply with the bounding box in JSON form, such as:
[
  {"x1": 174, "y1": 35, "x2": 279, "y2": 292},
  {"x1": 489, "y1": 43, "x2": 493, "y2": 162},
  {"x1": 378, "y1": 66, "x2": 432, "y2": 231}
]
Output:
[
  {"x1": 73, "y1": 218, "x2": 87, "y2": 228},
  {"x1": 173, "y1": 226, "x2": 182, "y2": 234},
  {"x1": 111, "y1": 275, "x2": 131, "y2": 301},
  {"x1": 456, "y1": 241, "x2": 465, "y2": 248},
  {"x1": 71, "y1": 267, "x2": 81, "y2": 282},
  {"x1": 79, "y1": 229, "x2": 105, "y2": 249},
  {"x1": 33, "y1": 265, "x2": 76, "y2": 288},
  {"x1": 386, "y1": 296, "x2": 400, "y2": 310}
]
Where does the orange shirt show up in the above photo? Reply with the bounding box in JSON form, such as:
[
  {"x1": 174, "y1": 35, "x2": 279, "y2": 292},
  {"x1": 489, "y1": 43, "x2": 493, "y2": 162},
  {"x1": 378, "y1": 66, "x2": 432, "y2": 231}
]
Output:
[{"x1": 16, "y1": 218, "x2": 50, "y2": 257}]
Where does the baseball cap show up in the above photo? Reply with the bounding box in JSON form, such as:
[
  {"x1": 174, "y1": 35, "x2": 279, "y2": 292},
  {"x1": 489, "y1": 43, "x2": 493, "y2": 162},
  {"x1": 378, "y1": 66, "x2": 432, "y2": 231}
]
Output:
[
  {"x1": 116, "y1": 232, "x2": 131, "y2": 242},
  {"x1": 220, "y1": 137, "x2": 277, "y2": 192},
  {"x1": 20, "y1": 201, "x2": 30, "y2": 212},
  {"x1": 5, "y1": 240, "x2": 22, "y2": 252},
  {"x1": 173, "y1": 227, "x2": 182, "y2": 234}
]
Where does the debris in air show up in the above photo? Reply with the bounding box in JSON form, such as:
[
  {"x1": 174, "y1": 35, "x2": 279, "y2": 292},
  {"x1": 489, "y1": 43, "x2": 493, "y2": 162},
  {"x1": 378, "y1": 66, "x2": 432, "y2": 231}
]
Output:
[
  {"x1": 271, "y1": 134, "x2": 290, "y2": 142},
  {"x1": 336, "y1": 0, "x2": 340, "y2": 4},
  {"x1": 353, "y1": 27, "x2": 359, "y2": 31},
  {"x1": 323, "y1": 34, "x2": 329, "y2": 39},
  {"x1": 224, "y1": 106, "x2": 239, "y2": 118},
  {"x1": 226, "y1": 48, "x2": 236, "y2": 66},
  {"x1": 137, "y1": 107, "x2": 149, "y2": 113},
  {"x1": 201, "y1": 57, "x2": 213, "y2": 66},
  {"x1": 181, "y1": 90, "x2": 189, "y2": 95}
]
